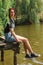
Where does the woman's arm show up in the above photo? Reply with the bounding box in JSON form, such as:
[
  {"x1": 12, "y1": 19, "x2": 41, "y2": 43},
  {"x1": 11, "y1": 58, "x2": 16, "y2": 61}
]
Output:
[
  {"x1": 10, "y1": 28, "x2": 18, "y2": 41},
  {"x1": 10, "y1": 28, "x2": 20, "y2": 42}
]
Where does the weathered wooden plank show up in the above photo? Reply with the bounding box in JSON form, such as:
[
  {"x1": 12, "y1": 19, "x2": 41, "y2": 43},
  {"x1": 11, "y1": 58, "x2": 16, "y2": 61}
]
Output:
[
  {"x1": 0, "y1": 41, "x2": 6, "y2": 46},
  {"x1": 0, "y1": 37, "x2": 20, "y2": 65}
]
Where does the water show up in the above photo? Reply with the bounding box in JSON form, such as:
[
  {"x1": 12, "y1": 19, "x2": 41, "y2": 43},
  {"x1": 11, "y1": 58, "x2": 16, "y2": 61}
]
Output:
[{"x1": 0, "y1": 24, "x2": 43, "y2": 65}]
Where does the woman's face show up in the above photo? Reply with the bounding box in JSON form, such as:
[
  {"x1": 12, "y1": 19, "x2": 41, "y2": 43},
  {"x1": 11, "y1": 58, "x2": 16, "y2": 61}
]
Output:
[{"x1": 10, "y1": 9, "x2": 15, "y2": 18}]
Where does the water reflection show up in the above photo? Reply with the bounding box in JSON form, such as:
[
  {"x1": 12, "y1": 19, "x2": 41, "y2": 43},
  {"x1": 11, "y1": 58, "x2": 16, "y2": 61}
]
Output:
[
  {"x1": 17, "y1": 63, "x2": 32, "y2": 65},
  {"x1": 32, "y1": 58, "x2": 43, "y2": 65},
  {"x1": 18, "y1": 58, "x2": 43, "y2": 65},
  {"x1": 23, "y1": 57, "x2": 43, "y2": 65}
]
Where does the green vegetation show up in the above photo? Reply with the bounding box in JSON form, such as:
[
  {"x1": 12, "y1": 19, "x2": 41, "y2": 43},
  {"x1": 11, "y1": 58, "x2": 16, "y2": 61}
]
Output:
[{"x1": 0, "y1": 0, "x2": 43, "y2": 35}]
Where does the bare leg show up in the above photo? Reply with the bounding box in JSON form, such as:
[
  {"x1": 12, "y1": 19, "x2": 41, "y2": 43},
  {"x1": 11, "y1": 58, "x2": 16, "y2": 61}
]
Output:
[
  {"x1": 23, "y1": 38, "x2": 33, "y2": 54},
  {"x1": 16, "y1": 35, "x2": 33, "y2": 54},
  {"x1": 15, "y1": 35, "x2": 39, "y2": 58},
  {"x1": 23, "y1": 43, "x2": 28, "y2": 54}
]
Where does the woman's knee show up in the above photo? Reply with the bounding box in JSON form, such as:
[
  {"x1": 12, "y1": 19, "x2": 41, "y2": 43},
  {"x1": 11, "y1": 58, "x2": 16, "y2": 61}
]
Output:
[{"x1": 23, "y1": 38, "x2": 29, "y2": 43}]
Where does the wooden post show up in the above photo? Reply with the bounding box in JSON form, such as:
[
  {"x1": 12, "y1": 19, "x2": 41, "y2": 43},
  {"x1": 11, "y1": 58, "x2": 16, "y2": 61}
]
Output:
[
  {"x1": 14, "y1": 51, "x2": 17, "y2": 65},
  {"x1": 12, "y1": 42, "x2": 20, "y2": 65},
  {"x1": 1, "y1": 49, "x2": 4, "y2": 61}
]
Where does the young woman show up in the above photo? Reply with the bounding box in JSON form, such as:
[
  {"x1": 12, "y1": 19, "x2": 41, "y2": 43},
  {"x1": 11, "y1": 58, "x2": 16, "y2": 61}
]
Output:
[{"x1": 4, "y1": 8, "x2": 39, "y2": 58}]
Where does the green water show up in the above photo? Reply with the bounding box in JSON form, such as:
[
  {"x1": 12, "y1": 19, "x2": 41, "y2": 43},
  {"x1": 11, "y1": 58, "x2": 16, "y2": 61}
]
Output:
[{"x1": 0, "y1": 24, "x2": 43, "y2": 65}]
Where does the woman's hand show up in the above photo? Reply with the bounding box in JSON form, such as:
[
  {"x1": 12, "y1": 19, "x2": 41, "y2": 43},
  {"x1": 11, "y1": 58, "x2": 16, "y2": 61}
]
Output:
[{"x1": 16, "y1": 38, "x2": 22, "y2": 43}]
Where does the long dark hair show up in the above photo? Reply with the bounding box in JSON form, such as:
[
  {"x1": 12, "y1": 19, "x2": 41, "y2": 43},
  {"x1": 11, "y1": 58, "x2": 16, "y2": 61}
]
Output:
[{"x1": 9, "y1": 8, "x2": 15, "y2": 19}]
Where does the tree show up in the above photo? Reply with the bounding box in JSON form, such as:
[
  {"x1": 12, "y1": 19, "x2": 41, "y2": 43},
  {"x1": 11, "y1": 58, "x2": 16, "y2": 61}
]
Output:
[{"x1": 26, "y1": 0, "x2": 40, "y2": 23}]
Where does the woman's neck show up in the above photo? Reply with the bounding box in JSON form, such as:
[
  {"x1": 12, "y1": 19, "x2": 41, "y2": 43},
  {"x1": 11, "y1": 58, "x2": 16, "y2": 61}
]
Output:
[{"x1": 10, "y1": 16, "x2": 14, "y2": 20}]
